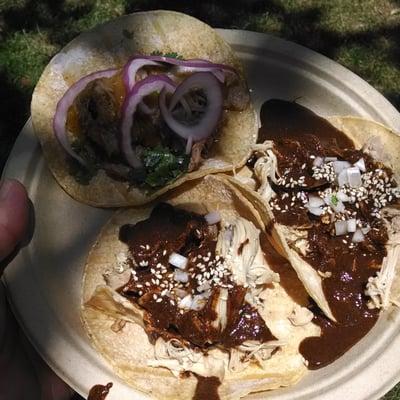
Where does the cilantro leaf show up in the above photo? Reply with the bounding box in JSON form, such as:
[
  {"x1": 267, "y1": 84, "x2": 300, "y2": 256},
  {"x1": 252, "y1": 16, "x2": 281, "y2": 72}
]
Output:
[
  {"x1": 150, "y1": 50, "x2": 183, "y2": 59},
  {"x1": 331, "y1": 194, "x2": 339, "y2": 206},
  {"x1": 142, "y1": 146, "x2": 188, "y2": 188}
]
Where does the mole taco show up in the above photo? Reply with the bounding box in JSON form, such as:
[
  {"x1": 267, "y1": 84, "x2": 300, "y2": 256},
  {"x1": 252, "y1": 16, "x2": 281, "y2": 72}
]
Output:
[
  {"x1": 31, "y1": 11, "x2": 257, "y2": 207},
  {"x1": 81, "y1": 175, "x2": 320, "y2": 399},
  {"x1": 228, "y1": 100, "x2": 400, "y2": 368}
]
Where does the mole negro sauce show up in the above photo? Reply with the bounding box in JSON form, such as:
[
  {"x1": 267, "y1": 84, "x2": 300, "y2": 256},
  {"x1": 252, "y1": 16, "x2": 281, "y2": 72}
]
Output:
[
  {"x1": 117, "y1": 203, "x2": 275, "y2": 399},
  {"x1": 87, "y1": 383, "x2": 113, "y2": 400},
  {"x1": 259, "y1": 99, "x2": 385, "y2": 369}
]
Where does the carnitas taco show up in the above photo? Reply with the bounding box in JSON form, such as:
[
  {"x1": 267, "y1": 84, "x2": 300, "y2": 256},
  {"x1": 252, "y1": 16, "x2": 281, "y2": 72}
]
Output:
[
  {"x1": 31, "y1": 11, "x2": 257, "y2": 207},
  {"x1": 82, "y1": 175, "x2": 320, "y2": 399},
  {"x1": 228, "y1": 99, "x2": 400, "y2": 368}
]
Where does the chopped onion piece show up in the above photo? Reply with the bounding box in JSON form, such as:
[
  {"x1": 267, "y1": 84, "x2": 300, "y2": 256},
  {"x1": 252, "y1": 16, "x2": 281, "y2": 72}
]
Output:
[
  {"x1": 313, "y1": 156, "x2": 324, "y2": 167},
  {"x1": 324, "y1": 157, "x2": 338, "y2": 162},
  {"x1": 308, "y1": 206, "x2": 325, "y2": 216},
  {"x1": 347, "y1": 167, "x2": 362, "y2": 188},
  {"x1": 331, "y1": 200, "x2": 345, "y2": 213},
  {"x1": 352, "y1": 229, "x2": 365, "y2": 243},
  {"x1": 335, "y1": 220, "x2": 348, "y2": 236},
  {"x1": 179, "y1": 294, "x2": 193, "y2": 309},
  {"x1": 197, "y1": 282, "x2": 211, "y2": 292},
  {"x1": 159, "y1": 72, "x2": 223, "y2": 142},
  {"x1": 169, "y1": 252, "x2": 188, "y2": 270},
  {"x1": 361, "y1": 225, "x2": 371, "y2": 235},
  {"x1": 337, "y1": 191, "x2": 350, "y2": 202},
  {"x1": 333, "y1": 160, "x2": 351, "y2": 174},
  {"x1": 205, "y1": 211, "x2": 221, "y2": 225},
  {"x1": 354, "y1": 158, "x2": 366, "y2": 172},
  {"x1": 347, "y1": 218, "x2": 357, "y2": 233},
  {"x1": 307, "y1": 195, "x2": 325, "y2": 208},
  {"x1": 174, "y1": 270, "x2": 189, "y2": 283},
  {"x1": 174, "y1": 289, "x2": 188, "y2": 298},
  {"x1": 338, "y1": 168, "x2": 349, "y2": 187}
]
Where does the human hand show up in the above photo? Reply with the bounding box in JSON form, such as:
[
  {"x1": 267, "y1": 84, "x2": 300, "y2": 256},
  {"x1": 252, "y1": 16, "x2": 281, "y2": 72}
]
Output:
[{"x1": 0, "y1": 179, "x2": 76, "y2": 400}]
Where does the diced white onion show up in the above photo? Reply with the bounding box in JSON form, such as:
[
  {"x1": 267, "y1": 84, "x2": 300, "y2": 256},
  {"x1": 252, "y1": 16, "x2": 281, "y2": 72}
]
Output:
[
  {"x1": 333, "y1": 160, "x2": 351, "y2": 174},
  {"x1": 174, "y1": 270, "x2": 189, "y2": 283},
  {"x1": 307, "y1": 195, "x2": 325, "y2": 208},
  {"x1": 174, "y1": 288, "x2": 188, "y2": 298},
  {"x1": 205, "y1": 211, "x2": 221, "y2": 225},
  {"x1": 335, "y1": 220, "x2": 348, "y2": 236},
  {"x1": 361, "y1": 225, "x2": 371, "y2": 235},
  {"x1": 347, "y1": 218, "x2": 357, "y2": 233},
  {"x1": 169, "y1": 252, "x2": 188, "y2": 270},
  {"x1": 354, "y1": 158, "x2": 366, "y2": 172},
  {"x1": 347, "y1": 167, "x2": 362, "y2": 188},
  {"x1": 338, "y1": 168, "x2": 349, "y2": 187},
  {"x1": 179, "y1": 294, "x2": 193, "y2": 309},
  {"x1": 197, "y1": 282, "x2": 211, "y2": 292},
  {"x1": 313, "y1": 156, "x2": 324, "y2": 167},
  {"x1": 325, "y1": 157, "x2": 338, "y2": 163},
  {"x1": 337, "y1": 191, "x2": 350, "y2": 202},
  {"x1": 331, "y1": 200, "x2": 345, "y2": 213},
  {"x1": 308, "y1": 207, "x2": 325, "y2": 216},
  {"x1": 352, "y1": 229, "x2": 365, "y2": 243}
]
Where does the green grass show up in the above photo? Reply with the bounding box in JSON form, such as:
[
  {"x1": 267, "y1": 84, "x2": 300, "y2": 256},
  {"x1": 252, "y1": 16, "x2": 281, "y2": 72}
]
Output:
[{"x1": 0, "y1": 1, "x2": 399, "y2": 396}]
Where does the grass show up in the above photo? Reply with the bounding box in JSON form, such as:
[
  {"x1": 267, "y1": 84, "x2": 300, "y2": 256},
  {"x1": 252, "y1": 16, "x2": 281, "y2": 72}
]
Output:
[{"x1": 0, "y1": 1, "x2": 399, "y2": 397}]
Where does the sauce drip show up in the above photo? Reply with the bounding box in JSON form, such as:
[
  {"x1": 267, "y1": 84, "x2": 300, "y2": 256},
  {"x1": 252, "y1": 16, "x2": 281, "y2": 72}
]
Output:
[
  {"x1": 87, "y1": 382, "x2": 113, "y2": 400},
  {"x1": 192, "y1": 375, "x2": 221, "y2": 400},
  {"x1": 258, "y1": 99, "x2": 391, "y2": 368}
]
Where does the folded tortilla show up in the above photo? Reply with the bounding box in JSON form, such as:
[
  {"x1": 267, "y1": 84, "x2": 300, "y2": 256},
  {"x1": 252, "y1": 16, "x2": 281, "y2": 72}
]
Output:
[
  {"x1": 228, "y1": 117, "x2": 400, "y2": 321},
  {"x1": 81, "y1": 175, "x2": 319, "y2": 399},
  {"x1": 31, "y1": 10, "x2": 258, "y2": 207}
]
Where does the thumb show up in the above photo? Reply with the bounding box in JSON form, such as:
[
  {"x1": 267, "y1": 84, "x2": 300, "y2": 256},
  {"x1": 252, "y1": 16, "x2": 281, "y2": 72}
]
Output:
[{"x1": 0, "y1": 179, "x2": 29, "y2": 262}]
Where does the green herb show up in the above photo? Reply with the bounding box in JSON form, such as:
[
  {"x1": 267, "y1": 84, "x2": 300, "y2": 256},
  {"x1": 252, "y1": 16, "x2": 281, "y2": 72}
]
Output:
[
  {"x1": 150, "y1": 50, "x2": 183, "y2": 59},
  {"x1": 142, "y1": 146, "x2": 188, "y2": 188},
  {"x1": 331, "y1": 194, "x2": 339, "y2": 206},
  {"x1": 68, "y1": 140, "x2": 100, "y2": 185}
]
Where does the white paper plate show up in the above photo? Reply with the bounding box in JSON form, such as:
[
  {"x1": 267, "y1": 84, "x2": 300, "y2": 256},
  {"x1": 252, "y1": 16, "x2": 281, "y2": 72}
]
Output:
[{"x1": 2, "y1": 28, "x2": 400, "y2": 400}]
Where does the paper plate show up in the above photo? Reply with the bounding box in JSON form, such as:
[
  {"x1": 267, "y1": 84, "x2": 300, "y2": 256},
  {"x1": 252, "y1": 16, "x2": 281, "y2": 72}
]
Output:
[{"x1": 2, "y1": 25, "x2": 400, "y2": 400}]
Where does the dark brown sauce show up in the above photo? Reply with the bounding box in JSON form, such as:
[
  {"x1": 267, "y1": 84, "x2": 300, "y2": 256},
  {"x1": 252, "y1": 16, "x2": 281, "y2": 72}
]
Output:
[
  {"x1": 258, "y1": 99, "x2": 354, "y2": 148},
  {"x1": 192, "y1": 375, "x2": 221, "y2": 400},
  {"x1": 258, "y1": 99, "x2": 389, "y2": 369},
  {"x1": 118, "y1": 203, "x2": 275, "y2": 349},
  {"x1": 87, "y1": 382, "x2": 113, "y2": 400}
]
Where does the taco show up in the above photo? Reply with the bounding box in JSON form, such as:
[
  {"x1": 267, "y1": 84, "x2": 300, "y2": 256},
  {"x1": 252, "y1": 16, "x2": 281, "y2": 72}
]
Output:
[
  {"x1": 228, "y1": 99, "x2": 400, "y2": 368},
  {"x1": 31, "y1": 11, "x2": 258, "y2": 207},
  {"x1": 81, "y1": 175, "x2": 319, "y2": 399}
]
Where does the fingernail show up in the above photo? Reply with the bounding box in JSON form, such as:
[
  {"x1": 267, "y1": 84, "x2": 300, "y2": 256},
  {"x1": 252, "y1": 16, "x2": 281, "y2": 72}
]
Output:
[{"x1": 0, "y1": 180, "x2": 13, "y2": 202}]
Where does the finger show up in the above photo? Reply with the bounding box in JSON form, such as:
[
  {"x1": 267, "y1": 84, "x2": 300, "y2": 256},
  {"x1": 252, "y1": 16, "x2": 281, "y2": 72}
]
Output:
[{"x1": 0, "y1": 179, "x2": 29, "y2": 261}]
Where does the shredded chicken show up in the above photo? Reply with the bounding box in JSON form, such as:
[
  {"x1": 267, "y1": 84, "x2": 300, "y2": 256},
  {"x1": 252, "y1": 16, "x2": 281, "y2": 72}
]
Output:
[
  {"x1": 252, "y1": 141, "x2": 280, "y2": 202},
  {"x1": 288, "y1": 305, "x2": 314, "y2": 326},
  {"x1": 148, "y1": 338, "x2": 227, "y2": 379},
  {"x1": 216, "y1": 217, "x2": 280, "y2": 295},
  {"x1": 365, "y1": 207, "x2": 400, "y2": 309},
  {"x1": 211, "y1": 288, "x2": 229, "y2": 331},
  {"x1": 228, "y1": 340, "x2": 284, "y2": 372}
]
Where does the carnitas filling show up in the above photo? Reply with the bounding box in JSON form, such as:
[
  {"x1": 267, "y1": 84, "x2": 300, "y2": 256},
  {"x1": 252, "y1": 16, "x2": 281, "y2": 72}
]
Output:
[
  {"x1": 250, "y1": 99, "x2": 400, "y2": 369},
  {"x1": 64, "y1": 57, "x2": 249, "y2": 188}
]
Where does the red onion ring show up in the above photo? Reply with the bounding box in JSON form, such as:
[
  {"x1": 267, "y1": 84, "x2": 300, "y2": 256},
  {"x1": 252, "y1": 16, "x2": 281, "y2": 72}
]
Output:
[
  {"x1": 159, "y1": 72, "x2": 223, "y2": 143},
  {"x1": 123, "y1": 59, "x2": 163, "y2": 91},
  {"x1": 120, "y1": 74, "x2": 176, "y2": 168},
  {"x1": 53, "y1": 68, "x2": 118, "y2": 165},
  {"x1": 123, "y1": 55, "x2": 237, "y2": 87}
]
